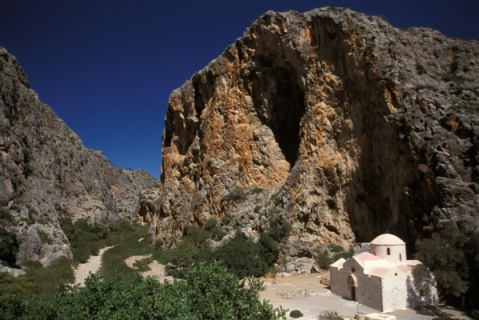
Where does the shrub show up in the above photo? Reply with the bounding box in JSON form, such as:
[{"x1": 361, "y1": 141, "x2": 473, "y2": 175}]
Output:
[
  {"x1": 185, "y1": 227, "x2": 211, "y2": 249},
  {"x1": 203, "y1": 218, "x2": 218, "y2": 231},
  {"x1": 0, "y1": 208, "x2": 13, "y2": 223},
  {"x1": 416, "y1": 63, "x2": 427, "y2": 75},
  {"x1": 225, "y1": 188, "x2": 247, "y2": 202},
  {"x1": 252, "y1": 187, "x2": 264, "y2": 194},
  {"x1": 450, "y1": 60, "x2": 459, "y2": 73},
  {"x1": 259, "y1": 233, "x2": 280, "y2": 267},
  {"x1": 267, "y1": 218, "x2": 291, "y2": 242},
  {"x1": 164, "y1": 241, "x2": 201, "y2": 278},
  {"x1": 212, "y1": 232, "x2": 268, "y2": 278},
  {"x1": 290, "y1": 309, "x2": 303, "y2": 318},
  {"x1": 0, "y1": 227, "x2": 18, "y2": 265},
  {"x1": 21, "y1": 257, "x2": 74, "y2": 298},
  {"x1": 318, "y1": 310, "x2": 343, "y2": 320},
  {"x1": 132, "y1": 257, "x2": 152, "y2": 272},
  {"x1": 0, "y1": 272, "x2": 37, "y2": 319},
  {"x1": 13, "y1": 261, "x2": 285, "y2": 319},
  {"x1": 315, "y1": 245, "x2": 354, "y2": 269}
]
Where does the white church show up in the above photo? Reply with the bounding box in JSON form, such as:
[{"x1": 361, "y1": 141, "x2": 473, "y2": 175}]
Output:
[{"x1": 330, "y1": 233, "x2": 438, "y2": 312}]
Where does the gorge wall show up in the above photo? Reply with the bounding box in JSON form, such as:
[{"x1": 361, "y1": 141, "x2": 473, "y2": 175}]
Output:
[
  {"x1": 156, "y1": 7, "x2": 479, "y2": 268},
  {"x1": 0, "y1": 48, "x2": 158, "y2": 266}
]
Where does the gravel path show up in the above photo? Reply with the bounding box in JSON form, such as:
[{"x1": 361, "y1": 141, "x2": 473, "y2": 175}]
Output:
[
  {"x1": 259, "y1": 273, "x2": 472, "y2": 320},
  {"x1": 73, "y1": 246, "x2": 113, "y2": 286}
]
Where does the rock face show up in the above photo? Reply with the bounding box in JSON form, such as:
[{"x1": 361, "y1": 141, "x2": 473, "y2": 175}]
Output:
[
  {"x1": 0, "y1": 48, "x2": 158, "y2": 266},
  {"x1": 158, "y1": 7, "x2": 479, "y2": 263}
]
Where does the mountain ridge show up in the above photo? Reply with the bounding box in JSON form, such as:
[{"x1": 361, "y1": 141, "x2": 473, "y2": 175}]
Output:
[{"x1": 0, "y1": 47, "x2": 158, "y2": 266}]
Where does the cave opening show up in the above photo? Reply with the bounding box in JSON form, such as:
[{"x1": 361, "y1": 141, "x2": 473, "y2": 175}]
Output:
[{"x1": 253, "y1": 67, "x2": 305, "y2": 168}]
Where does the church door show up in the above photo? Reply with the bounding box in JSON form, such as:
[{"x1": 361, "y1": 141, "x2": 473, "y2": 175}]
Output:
[{"x1": 347, "y1": 274, "x2": 358, "y2": 301}]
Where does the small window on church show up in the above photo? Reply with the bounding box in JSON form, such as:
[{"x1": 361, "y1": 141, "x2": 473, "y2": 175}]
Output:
[
  {"x1": 399, "y1": 253, "x2": 402, "y2": 261},
  {"x1": 394, "y1": 272, "x2": 397, "y2": 276},
  {"x1": 351, "y1": 267, "x2": 355, "y2": 273},
  {"x1": 387, "y1": 248, "x2": 391, "y2": 255}
]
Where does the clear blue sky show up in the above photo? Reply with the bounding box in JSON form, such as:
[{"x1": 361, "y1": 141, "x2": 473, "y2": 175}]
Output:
[{"x1": 1, "y1": 0, "x2": 477, "y2": 179}]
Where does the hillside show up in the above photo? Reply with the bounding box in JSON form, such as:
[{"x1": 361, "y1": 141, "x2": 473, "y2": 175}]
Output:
[
  {"x1": 0, "y1": 48, "x2": 158, "y2": 266},
  {"x1": 155, "y1": 7, "x2": 479, "y2": 270}
]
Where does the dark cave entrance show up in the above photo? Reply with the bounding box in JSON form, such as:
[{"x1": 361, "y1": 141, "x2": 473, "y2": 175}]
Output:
[{"x1": 252, "y1": 66, "x2": 305, "y2": 168}]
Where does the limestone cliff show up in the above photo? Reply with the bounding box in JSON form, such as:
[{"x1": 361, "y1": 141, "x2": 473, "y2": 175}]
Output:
[
  {"x1": 157, "y1": 8, "x2": 479, "y2": 267},
  {"x1": 0, "y1": 48, "x2": 158, "y2": 265}
]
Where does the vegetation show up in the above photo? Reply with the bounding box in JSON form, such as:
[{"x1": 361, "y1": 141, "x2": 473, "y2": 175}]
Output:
[
  {"x1": 315, "y1": 245, "x2": 354, "y2": 269},
  {"x1": 318, "y1": 310, "x2": 343, "y2": 320},
  {"x1": 21, "y1": 257, "x2": 74, "y2": 299},
  {"x1": 225, "y1": 188, "x2": 247, "y2": 202},
  {"x1": 0, "y1": 227, "x2": 18, "y2": 265},
  {"x1": 416, "y1": 63, "x2": 427, "y2": 75},
  {"x1": 60, "y1": 217, "x2": 141, "y2": 265},
  {"x1": 1, "y1": 261, "x2": 286, "y2": 319},
  {"x1": 290, "y1": 309, "x2": 304, "y2": 318},
  {"x1": 163, "y1": 217, "x2": 291, "y2": 279},
  {"x1": 1, "y1": 214, "x2": 292, "y2": 318},
  {"x1": 414, "y1": 225, "x2": 479, "y2": 309}
]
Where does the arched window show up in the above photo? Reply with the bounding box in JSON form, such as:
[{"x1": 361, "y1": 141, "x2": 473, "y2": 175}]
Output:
[
  {"x1": 399, "y1": 253, "x2": 402, "y2": 261},
  {"x1": 387, "y1": 248, "x2": 391, "y2": 255}
]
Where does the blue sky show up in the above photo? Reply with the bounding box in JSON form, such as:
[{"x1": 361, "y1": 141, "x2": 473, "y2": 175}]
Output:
[{"x1": 1, "y1": 0, "x2": 477, "y2": 179}]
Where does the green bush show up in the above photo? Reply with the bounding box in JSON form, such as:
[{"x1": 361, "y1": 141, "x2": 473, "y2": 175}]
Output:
[
  {"x1": 259, "y1": 233, "x2": 280, "y2": 267},
  {"x1": 252, "y1": 187, "x2": 264, "y2": 194},
  {"x1": 290, "y1": 309, "x2": 303, "y2": 318},
  {"x1": 450, "y1": 60, "x2": 459, "y2": 73},
  {"x1": 164, "y1": 241, "x2": 201, "y2": 278},
  {"x1": 212, "y1": 232, "x2": 268, "y2": 278},
  {"x1": 318, "y1": 310, "x2": 343, "y2": 320},
  {"x1": 132, "y1": 257, "x2": 152, "y2": 272},
  {"x1": 11, "y1": 261, "x2": 285, "y2": 319},
  {"x1": 0, "y1": 272, "x2": 37, "y2": 320},
  {"x1": 0, "y1": 208, "x2": 13, "y2": 223},
  {"x1": 202, "y1": 219, "x2": 227, "y2": 241},
  {"x1": 315, "y1": 245, "x2": 354, "y2": 270},
  {"x1": 0, "y1": 227, "x2": 18, "y2": 265},
  {"x1": 225, "y1": 188, "x2": 247, "y2": 202},
  {"x1": 416, "y1": 63, "x2": 427, "y2": 75},
  {"x1": 21, "y1": 257, "x2": 74, "y2": 299},
  {"x1": 267, "y1": 218, "x2": 291, "y2": 242}
]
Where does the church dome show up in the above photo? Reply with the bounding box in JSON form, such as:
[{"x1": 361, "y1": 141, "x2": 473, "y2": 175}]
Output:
[{"x1": 370, "y1": 233, "x2": 405, "y2": 245}]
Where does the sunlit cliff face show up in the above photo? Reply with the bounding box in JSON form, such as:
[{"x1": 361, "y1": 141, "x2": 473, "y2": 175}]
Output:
[{"x1": 156, "y1": 8, "x2": 479, "y2": 262}]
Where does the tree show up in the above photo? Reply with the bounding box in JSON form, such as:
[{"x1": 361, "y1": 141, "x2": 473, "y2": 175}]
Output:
[
  {"x1": 415, "y1": 226, "x2": 469, "y2": 304},
  {"x1": 181, "y1": 261, "x2": 285, "y2": 319},
  {"x1": 212, "y1": 232, "x2": 268, "y2": 278}
]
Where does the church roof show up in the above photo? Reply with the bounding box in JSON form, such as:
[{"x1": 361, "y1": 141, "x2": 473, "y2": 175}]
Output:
[
  {"x1": 370, "y1": 233, "x2": 405, "y2": 245},
  {"x1": 369, "y1": 266, "x2": 394, "y2": 277},
  {"x1": 330, "y1": 258, "x2": 346, "y2": 268},
  {"x1": 354, "y1": 252, "x2": 382, "y2": 262}
]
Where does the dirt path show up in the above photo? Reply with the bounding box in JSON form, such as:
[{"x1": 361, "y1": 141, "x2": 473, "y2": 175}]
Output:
[
  {"x1": 74, "y1": 246, "x2": 113, "y2": 286},
  {"x1": 259, "y1": 273, "x2": 472, "y2": 320}
]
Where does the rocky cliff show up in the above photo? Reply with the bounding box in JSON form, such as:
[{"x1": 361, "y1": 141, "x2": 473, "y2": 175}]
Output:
[
  {"x1": 157, "y1": 7, "x2": 479, "y2": 268},
  {"x1": 0, "y1": 48, "x2": 158, "y2": 266}
]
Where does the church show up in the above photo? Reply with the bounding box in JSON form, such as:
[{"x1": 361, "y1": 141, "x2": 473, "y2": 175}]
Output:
[{"x1": 330, "y1": 233, "x2": 438, "y2": 312}]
